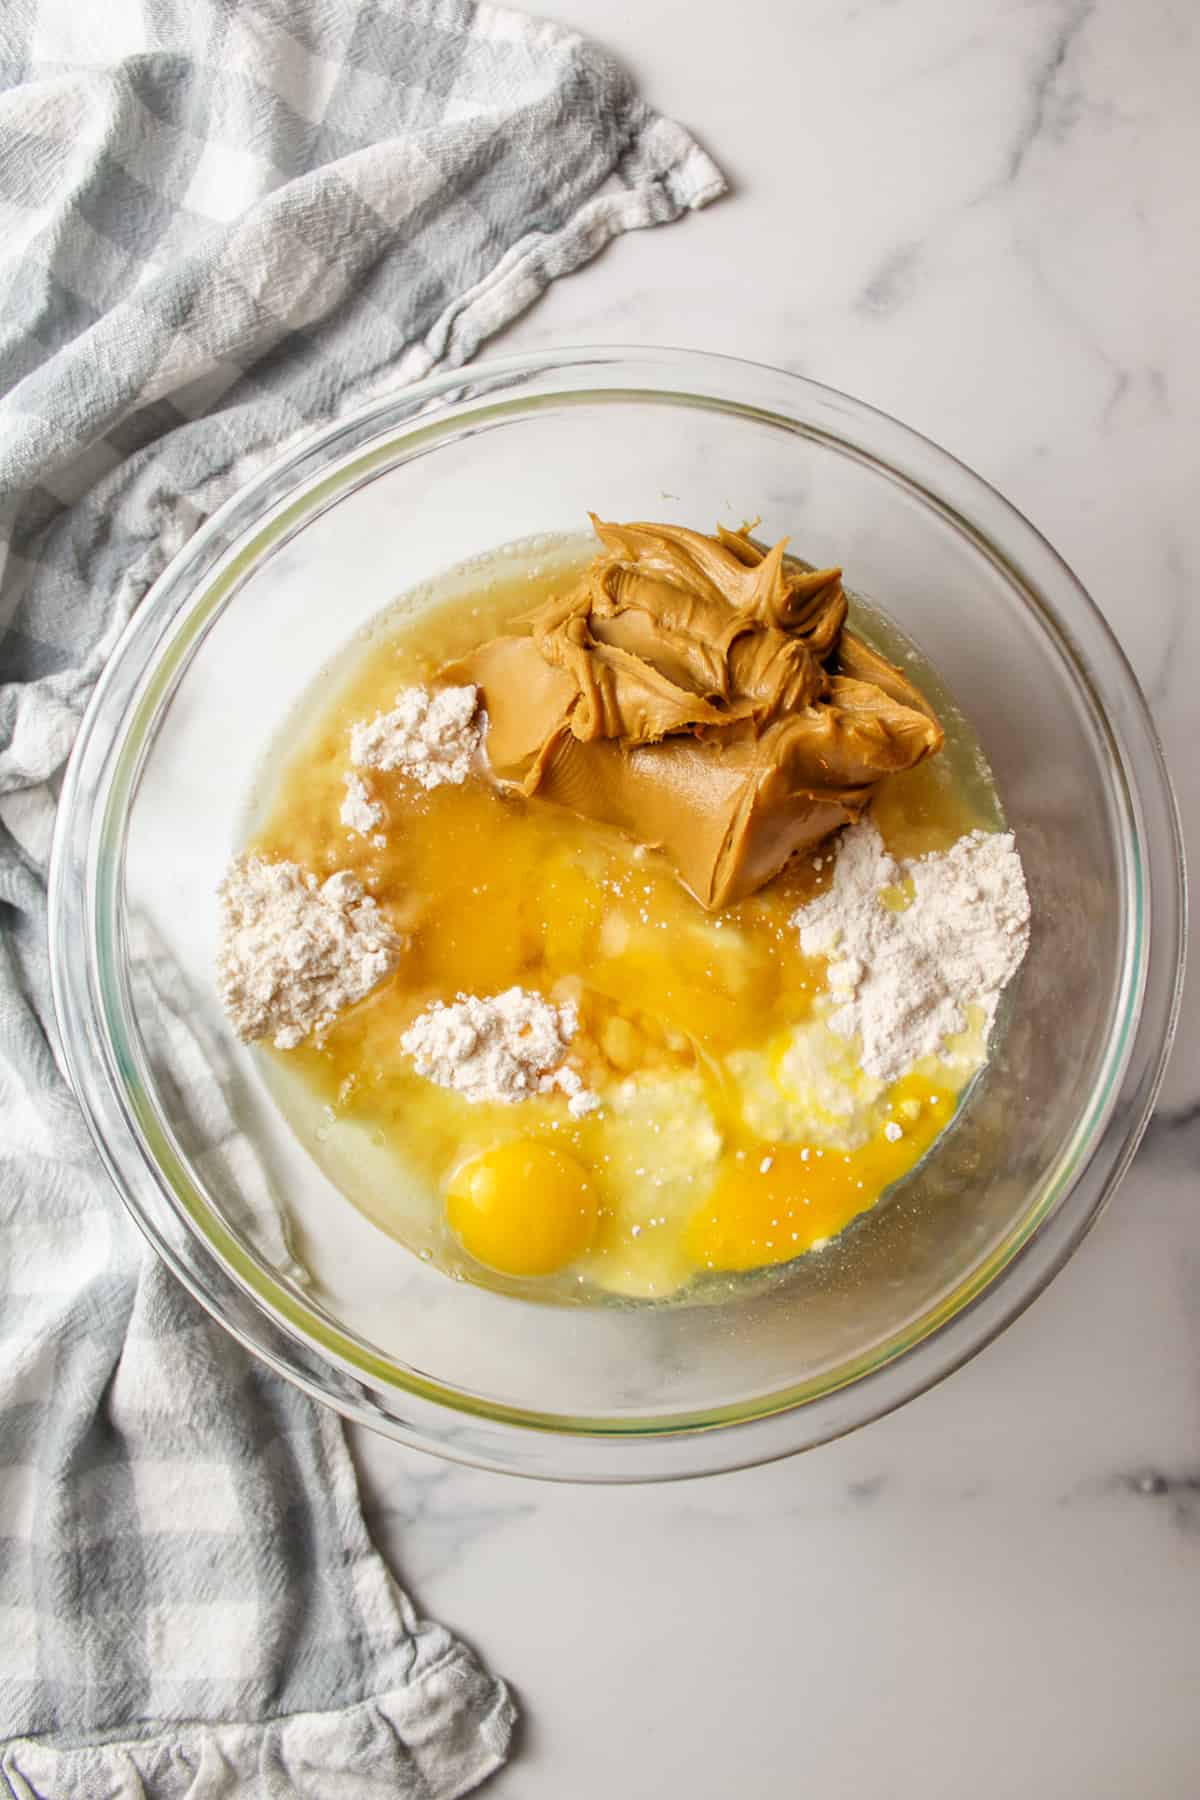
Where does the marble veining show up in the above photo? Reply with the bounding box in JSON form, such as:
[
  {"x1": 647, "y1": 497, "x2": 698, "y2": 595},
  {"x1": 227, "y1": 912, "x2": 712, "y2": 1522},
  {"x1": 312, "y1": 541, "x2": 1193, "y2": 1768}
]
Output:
[
  {"x1": 1004, "y1": 0, "x2": 1097, "y2": 186},
  {"x1": 346, "y1": 2, "x2": 1198, "y2": 1794},
  {"x1": 1113, "y1": 1468, "x2": 1200, "y2": 1535},
  {"x1": 354, "y1": 1456, "x2": 537, "y2": 1590}
]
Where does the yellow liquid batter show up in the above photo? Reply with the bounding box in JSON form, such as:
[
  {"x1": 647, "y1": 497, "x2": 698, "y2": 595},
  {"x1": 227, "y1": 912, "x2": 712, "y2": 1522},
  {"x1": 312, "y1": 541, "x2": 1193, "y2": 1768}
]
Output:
[{"x1": 248, "y1": 543, "x2": 997, "y2": 1304}]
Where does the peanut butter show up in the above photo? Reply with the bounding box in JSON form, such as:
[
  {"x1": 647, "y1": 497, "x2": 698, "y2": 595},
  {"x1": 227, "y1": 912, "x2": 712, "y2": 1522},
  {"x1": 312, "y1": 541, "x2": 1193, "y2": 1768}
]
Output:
[{"x1": 447, "y1": 518, "x2": 944, "y2": 909}]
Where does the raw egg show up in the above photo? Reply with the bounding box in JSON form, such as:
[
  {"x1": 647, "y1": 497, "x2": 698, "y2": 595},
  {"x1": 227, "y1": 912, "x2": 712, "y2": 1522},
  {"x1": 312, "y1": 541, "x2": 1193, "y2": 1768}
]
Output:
[
  {"x1": 446, "y1": 1139, "x2": 599, "y2": 1276},
  {"x1": 685, "y1": 1075, "x2": 955, "y2": 1273}
]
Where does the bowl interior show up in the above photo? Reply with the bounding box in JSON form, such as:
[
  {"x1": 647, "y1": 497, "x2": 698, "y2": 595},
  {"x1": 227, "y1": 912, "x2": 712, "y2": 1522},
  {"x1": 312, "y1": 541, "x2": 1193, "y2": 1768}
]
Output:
[
  {"x1": 115, "y1": 392, "x2": 1131, "y2": 1404},
  {"x1": 62, "y1": 353, "x2": 1176, "y2": 1476}
]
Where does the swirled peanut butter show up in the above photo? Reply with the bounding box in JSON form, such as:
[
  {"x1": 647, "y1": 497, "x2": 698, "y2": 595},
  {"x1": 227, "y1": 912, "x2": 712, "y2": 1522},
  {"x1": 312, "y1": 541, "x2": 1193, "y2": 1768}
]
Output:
[{"x1": 447, "y1": 518, "x2": 944, "y2": 908}]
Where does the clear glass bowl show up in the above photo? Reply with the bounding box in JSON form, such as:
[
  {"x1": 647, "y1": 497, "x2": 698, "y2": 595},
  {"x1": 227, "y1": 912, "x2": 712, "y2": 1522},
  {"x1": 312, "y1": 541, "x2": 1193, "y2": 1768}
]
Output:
[{"x1": 49, "y1": 348, "x2": 1185, "y2": 1481}]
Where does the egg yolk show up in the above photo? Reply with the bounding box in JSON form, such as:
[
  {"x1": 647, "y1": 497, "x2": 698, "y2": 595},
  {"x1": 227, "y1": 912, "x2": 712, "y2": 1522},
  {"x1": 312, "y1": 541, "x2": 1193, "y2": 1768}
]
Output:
[
  {"x1": 684, "y1": 1075, "x2": 955, "y2": 1273},
  {"x1": 445, "y1": 1140, "x2": 599, "y2": 1276}
]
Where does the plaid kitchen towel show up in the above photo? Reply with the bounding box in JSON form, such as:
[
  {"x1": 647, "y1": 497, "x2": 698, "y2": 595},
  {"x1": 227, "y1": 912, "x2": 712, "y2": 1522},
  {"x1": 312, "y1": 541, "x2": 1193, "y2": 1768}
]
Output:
[{"x1": 0, "y1": 2, "x2": 724, "y2": 1794}]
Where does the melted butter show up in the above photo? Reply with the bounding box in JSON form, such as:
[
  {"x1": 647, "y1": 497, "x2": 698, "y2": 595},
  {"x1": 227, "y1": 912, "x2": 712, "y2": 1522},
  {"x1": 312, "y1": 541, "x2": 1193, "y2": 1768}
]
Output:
[{"x1": 248, "y1": 542, "x2": 999, "y2": 1305}]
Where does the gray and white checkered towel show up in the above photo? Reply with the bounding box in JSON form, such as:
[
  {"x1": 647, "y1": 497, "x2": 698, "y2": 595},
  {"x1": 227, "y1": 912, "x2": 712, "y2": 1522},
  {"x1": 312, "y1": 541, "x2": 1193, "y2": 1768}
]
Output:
[{"x1": 0, "y1": 3, "x2": 724, "y2": 1793}]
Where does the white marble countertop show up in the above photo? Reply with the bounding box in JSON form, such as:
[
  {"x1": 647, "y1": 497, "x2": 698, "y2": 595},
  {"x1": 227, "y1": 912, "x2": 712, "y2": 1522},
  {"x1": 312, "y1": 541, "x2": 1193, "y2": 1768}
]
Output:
[{"x1": 352, "y1": 4, "x2": 1199, "y2": 1793}]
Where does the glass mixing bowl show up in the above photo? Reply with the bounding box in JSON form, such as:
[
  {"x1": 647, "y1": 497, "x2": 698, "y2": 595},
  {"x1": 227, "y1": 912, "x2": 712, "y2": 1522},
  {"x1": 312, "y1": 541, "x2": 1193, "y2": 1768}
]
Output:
[{"x1": 49, "y1": 348, "x2": 1185, "y2": 1481}]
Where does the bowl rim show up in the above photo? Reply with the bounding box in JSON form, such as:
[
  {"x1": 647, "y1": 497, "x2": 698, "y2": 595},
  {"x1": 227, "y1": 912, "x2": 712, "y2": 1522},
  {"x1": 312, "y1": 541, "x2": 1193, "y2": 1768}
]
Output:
[{"x1": 48, "y1": 344, "x2": 1187, "y2": 1481}]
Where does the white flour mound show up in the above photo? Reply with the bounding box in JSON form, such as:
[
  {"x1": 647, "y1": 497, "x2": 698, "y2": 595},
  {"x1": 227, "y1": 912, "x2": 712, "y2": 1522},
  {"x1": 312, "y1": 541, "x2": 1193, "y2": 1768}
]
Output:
[
  {"x1": 350, "y1": 683, "x2": 483, "y2": 790},
  {"x1": 217, "y1": 857, "x2": 403, "y2": 1050},
  {"x1": 793, "y1": 818, "x2": 1030, "y2": 1084},
  {"x1": 340, "y1": 771, "x2": 384, "y2": 837},
  {"x1": 402, "y1": 987, "x2": 600, "y2": 1116}
]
